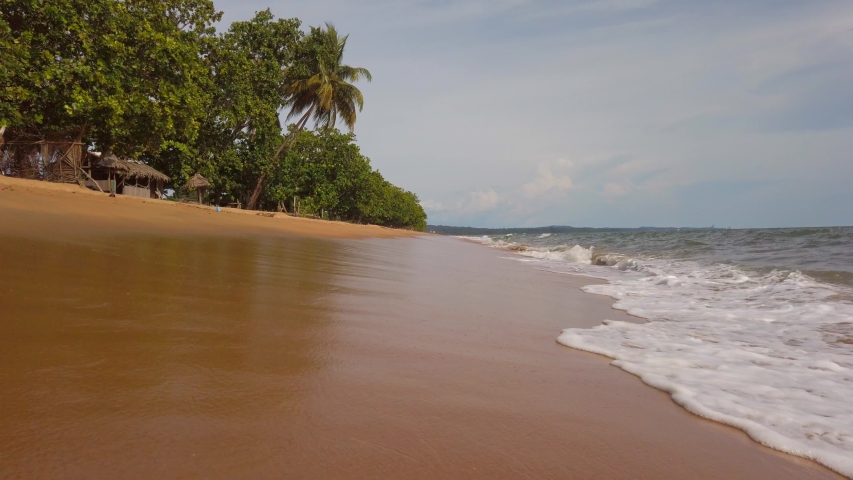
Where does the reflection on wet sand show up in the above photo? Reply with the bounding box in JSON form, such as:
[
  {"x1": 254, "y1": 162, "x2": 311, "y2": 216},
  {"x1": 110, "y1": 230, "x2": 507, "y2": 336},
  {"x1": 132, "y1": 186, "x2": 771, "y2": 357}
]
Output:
[{"x1": 0, "y1": 234, "x2": 342, "y2": 477}]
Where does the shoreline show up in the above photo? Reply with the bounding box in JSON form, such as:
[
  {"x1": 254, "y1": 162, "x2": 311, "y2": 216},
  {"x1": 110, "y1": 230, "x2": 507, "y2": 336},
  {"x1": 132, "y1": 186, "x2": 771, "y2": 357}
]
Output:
[
  {"x1": 456, "y1": 236, "x2": 653, "y2": 322},
  {"x1": 0, "y1": 183, "x2": 841, "y2": 479}
]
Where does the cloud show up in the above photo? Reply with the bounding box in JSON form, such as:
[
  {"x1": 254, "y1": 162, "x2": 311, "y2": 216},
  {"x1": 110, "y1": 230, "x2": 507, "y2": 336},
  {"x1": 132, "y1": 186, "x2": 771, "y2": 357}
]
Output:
[
  {"x1": 426, "y1": 159, "x2": 577, "y2": 222},
  {"x1": 420, "y1": 199, "x2": 446, "y2": 212},
  {"x1": 603, "y1": 182, "x2": 631, "y2": 197},
  {"x1": 459, "y1": 189, "x2": 500, "y2": 213},
  {"x1": 521, "y1": 159, "x2": 574, "y2": 197}
]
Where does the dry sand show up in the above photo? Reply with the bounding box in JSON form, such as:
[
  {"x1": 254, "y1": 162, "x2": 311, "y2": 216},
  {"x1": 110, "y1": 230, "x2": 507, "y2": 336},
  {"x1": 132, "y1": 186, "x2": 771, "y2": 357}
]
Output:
[
  {"x1": 0, "y1": 175, "x2": 420, "y2": 239},
  {"x1": 0, "y1": 176, "x2": 841, "y2": 479}
]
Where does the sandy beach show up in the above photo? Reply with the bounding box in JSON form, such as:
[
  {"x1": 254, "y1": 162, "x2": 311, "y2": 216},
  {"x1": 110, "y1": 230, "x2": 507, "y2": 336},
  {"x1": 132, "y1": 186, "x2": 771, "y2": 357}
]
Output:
[
  {"x1": 0, "y1": 175, "x2": 419, "y2": 239},
  {"x1": 0, "y1": 178, "x2": 842, "y2": 479}
]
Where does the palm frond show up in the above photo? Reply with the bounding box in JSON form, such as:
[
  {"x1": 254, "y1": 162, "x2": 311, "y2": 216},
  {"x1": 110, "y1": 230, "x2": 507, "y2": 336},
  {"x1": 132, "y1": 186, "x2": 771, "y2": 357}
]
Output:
[
  {"x1": 334, "y1": 82, "x2": 364, "y2": 111},
  {"x1": 280, "y1": 22, "x2": 372, "y2": 132},
  {"x1": 338, "y1": 66, "x2": 372, "y2": 83}
]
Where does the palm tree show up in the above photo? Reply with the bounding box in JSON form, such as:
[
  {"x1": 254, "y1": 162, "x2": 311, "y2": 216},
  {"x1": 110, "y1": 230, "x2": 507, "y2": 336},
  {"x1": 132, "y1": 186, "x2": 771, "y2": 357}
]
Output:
[{"x1": 246, "y1": 23, "x2": 372, "y2": 210}]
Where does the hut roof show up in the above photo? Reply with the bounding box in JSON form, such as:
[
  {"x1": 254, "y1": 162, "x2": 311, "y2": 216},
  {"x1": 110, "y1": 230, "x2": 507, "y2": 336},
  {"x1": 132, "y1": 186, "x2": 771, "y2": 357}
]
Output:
[
  {"x1": 88, "y1": 152, "x2": 170, "y2": 182},
  {"x1": 115, "y1": 158, "x2": 170, "y2": 182},
  {"x1": 98, "y1": 152, "x2": 119, "y2": 168},
  {"x1": 186, "y1": 173, "x2": 210, "y2": 189}
]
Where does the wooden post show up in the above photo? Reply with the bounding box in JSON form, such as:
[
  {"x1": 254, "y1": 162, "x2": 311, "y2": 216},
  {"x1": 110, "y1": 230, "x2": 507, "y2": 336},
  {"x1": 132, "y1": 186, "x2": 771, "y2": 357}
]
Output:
[{"x1": 81, "y1": 167, "x2": 104, "y2": 193}]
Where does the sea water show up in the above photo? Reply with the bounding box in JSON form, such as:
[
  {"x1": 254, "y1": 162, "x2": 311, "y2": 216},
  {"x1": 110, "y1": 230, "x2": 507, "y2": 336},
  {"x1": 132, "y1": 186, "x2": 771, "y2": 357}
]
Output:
[{"x1": 464, "y1": 227, "x2": 853, "y2": 477}]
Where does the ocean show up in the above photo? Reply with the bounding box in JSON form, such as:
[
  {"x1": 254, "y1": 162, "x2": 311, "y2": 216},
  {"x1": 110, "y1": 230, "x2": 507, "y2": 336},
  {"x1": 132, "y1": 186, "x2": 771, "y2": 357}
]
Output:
[{"x1": 464, "y1": 227, "x2": 853, "y2": 478}]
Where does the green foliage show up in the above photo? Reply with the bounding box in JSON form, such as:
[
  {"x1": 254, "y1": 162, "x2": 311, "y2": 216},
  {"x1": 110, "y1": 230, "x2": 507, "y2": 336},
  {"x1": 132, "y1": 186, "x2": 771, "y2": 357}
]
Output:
[
  {"x1": 0, "y1": 7, "x2": 28, "y2": 127},
  {"x1": 282, "y1": 23, "x2": 372, "y2": 132},
  {"x1": 152, "y1": 9, "x2": 302, "y2": 200},
  {"x1": 1, "y1": 0, "x2": 220, "y2": 153},
  {"x1": 267, "y1": 129, "x2": 427, "y2": 230},
  {"x1": 360, "y1": 172, "x2": 428, "y2": 230},
  {"x1": 245, "y1": 22, "x2": 372, "y2": 210}
]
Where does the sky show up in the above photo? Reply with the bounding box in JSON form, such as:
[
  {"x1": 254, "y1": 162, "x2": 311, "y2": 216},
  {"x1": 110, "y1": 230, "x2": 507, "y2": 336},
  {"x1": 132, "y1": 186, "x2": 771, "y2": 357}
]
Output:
[{"x1": 216, "y1": 0, "x2": 853, "y2": 228}]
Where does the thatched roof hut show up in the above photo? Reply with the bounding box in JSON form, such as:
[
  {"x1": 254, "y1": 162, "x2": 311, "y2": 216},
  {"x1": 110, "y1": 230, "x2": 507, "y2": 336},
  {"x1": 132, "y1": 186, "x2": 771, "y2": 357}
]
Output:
[
  {"x1": 98, "y1": 152, "x2": 119, "y2": 169},
  {"x1": 85, "y1": 152, "x2": 170, "y2": 198},
  {"x1": 186, "y1": 173, "x2": 210, "y2": 189},
  {"x1": 186, "y1": 173, "x2": 211, "y2": 204},
  {"x1": 115, "y1": 158, "x2": 170, "y2": 183},
  {"x1": 89, "y1": 152, "x2": 170, "y2": 183}
]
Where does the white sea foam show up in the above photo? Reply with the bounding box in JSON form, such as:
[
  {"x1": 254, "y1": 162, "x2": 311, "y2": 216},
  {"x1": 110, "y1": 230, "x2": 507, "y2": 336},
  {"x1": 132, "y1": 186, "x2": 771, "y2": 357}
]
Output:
[
  {"x1": 464, "y1": 235, "x2": 853, "y2": 477},
  {"x1": 517, "y1": 244, "x2": 594, "y2": 263},
  {"x1": 462, "y1": 235, "x2": 505, "y2": 246},
  {"x1": 560, "y1": 263, "x2": 853, "y2": 477},
  {"x1": 460, "y1": 236, "x2": 595, "y2": 264}
]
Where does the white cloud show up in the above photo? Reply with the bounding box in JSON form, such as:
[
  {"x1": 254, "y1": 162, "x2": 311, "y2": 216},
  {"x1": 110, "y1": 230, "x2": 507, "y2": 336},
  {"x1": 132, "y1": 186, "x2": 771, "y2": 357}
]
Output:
[
  {"x1": 420, "y1": 199, "x2": 446, "y2": 212},
  {"x1": 521, "y1": 159, "x2": 574, "y2": 197},
  {"x1": 603, "y1": 182, "x2": 631, "y2": 197},
  {"x1": 459, "y1": 189, "x2": 500, "y2": 213}
]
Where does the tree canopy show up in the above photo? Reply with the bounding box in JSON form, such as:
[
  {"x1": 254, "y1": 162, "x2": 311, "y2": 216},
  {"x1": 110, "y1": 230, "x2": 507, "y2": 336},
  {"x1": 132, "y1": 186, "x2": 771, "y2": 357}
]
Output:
[
  {"x1": 283, "y1": 23, "x2": 372, "y2": 132},
  {"x1": 2, "y1": 0, "x2": 219, "y2": 153},
  {"x1": 268, "y1": 128, "x2": 426, "y2": 229},
  {"x1": 0, "y1": 1, "x2": 426, "y2": 230}
]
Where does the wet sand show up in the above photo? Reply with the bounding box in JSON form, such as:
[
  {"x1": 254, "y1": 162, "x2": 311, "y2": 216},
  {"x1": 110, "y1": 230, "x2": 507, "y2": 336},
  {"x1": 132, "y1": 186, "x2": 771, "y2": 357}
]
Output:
[{"x1": 0, "y1": 180, "x2": 842, "y2": 479}]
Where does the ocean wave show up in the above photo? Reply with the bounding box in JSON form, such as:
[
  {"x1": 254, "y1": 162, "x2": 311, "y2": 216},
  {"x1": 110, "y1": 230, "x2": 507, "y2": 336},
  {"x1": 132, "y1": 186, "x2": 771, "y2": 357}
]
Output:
[
  {"x1": 462, "y1": 232, "x2": 853, "y2": 478},
  {"x1": 460, "y1": 235, "x2": 644, "y2": 272},
  {"x1": 559, "y1": 264, "x2": 853, "y2": 477},
  {"x1": 516, "y1": 244, "x2": 594, "y2": 264}
]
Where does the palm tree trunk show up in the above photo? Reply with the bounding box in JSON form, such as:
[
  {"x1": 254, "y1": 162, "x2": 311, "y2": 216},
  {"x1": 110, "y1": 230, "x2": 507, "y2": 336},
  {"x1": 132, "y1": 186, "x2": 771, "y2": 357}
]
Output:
[{"x1": 246, "y1": 108, "x2": 313, "y2": 210}]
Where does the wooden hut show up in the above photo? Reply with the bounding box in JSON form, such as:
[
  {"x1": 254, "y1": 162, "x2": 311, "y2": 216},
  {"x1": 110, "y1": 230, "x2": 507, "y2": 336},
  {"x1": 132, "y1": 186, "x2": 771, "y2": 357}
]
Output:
[
  {"x1": 84, "y1": 152, "x2": 170, "y2": 199},
  {"x1": 0, "y1": 132, "x2": 84, "y2": 184},
  {"x1": 185, "y1": 173, "x2": 210, "y2": 204},
  {"x1": 98, "y1": 152, "x2": 119, "y2": 196}
]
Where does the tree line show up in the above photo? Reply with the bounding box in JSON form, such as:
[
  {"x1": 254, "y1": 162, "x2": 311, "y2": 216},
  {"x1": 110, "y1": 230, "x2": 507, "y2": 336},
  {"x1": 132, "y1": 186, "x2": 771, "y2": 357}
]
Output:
[{"x1": 0, "y1": 0, "x2": 427, "y2": 230}]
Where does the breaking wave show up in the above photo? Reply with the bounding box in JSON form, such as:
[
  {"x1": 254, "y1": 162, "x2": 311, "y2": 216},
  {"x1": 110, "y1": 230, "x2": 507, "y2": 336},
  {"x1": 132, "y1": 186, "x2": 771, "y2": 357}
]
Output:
[{"x1": 461, "y1": 229, "x2": 853, "y2": 478}]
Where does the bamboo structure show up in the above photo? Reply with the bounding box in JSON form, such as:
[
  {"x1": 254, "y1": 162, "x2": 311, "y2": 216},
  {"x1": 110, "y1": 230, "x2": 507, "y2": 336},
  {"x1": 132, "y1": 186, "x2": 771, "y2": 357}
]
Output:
[
  {"x1": 0, "y1": 130, "x2": 171, "y2": 198},
  {"x1": 1, "y1": 139, "x2": 84, "y2": 184}
]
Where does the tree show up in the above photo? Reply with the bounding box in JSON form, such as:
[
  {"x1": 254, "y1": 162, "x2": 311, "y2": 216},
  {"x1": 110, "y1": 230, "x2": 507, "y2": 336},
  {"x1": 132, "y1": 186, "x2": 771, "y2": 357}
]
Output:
[
  {"x1": 152, "y1": 9, "x2": 301, "y2": 205},
  {"x1": 0, "y1": 9, "x2": 28, "y2": 135},
  {"x1": 358, "y1": 172, "x2": 427, "y2": 230},
  {"x1": 268, "y1": 128, "x2": 371, "y2": 217},
  {"x1": 266, "y1": 128, "x2": 427, "y2": 230},
  {"x1": 1, "y1": 0, "x2": 220, "y2": 153},
  {"x1": 246, "y1": 22, "x2": 372, "y2": 210}
]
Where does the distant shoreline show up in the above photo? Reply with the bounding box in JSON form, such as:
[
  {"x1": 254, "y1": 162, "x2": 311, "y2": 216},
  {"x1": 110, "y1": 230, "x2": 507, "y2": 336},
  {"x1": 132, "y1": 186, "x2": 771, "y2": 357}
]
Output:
[
  {"x1": 427, "y1": 224, "x2": 726, "y2": 235},
  {"x1": 427, "y1": 224, "x2": 850, "y2": 235}
]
